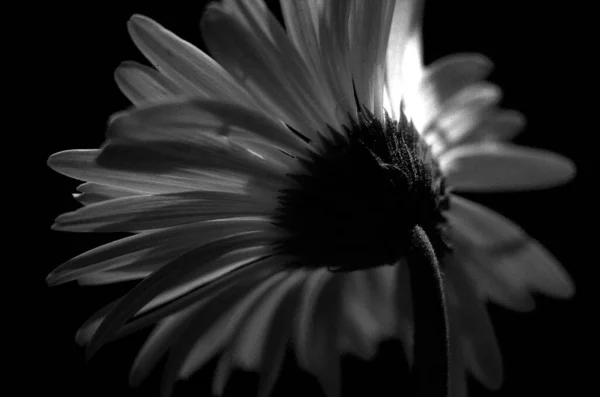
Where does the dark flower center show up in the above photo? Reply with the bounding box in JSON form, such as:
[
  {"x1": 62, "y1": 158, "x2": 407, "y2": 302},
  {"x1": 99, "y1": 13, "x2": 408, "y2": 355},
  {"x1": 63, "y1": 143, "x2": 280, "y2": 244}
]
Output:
[{"x1": 273, "y1": 107, "x2": 450, "y2": 272}]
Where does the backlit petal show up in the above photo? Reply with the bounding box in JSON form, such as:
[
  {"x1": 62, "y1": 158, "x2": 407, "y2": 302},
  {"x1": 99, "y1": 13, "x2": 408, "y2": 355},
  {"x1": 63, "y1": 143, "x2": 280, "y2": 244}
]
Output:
[
  {"x1": 201, "y1": 1, "x2": 337, "y2": 139},
  {"x1": 114, "y1": 61, "x2": 185, "y2": 106},
  {"x1": 128, "y1": 15, "x2": 255, "y2": 106},
  {"x1": 441, "y1": 143, "x2": 576, "y2": 191},
  {"x1": 446, "y1": 258, "x2": 503, "y2": 389},
  {"x1": 410, "y1": 53, "x2": 493, "y2": 133},
  {"x1": 448, "y1": 196, "x2": 575, "y2": 309}
]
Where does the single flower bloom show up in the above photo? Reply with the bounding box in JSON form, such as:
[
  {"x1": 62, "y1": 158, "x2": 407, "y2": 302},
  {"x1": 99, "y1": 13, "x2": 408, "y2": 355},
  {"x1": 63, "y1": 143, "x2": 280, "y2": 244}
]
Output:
[{"x1": 47, "y1": 1, "x2": 575, "y2": 397}]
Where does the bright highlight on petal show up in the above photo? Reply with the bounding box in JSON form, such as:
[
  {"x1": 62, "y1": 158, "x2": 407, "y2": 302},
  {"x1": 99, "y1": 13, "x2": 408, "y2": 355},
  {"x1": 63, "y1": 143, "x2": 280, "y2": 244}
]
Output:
[{"x1": 411, "y1": 53, "x2": 493, "y2": 133}]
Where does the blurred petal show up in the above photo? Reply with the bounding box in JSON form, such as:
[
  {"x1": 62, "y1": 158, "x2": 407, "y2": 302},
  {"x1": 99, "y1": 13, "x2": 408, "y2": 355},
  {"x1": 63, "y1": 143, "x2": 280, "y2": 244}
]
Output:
[
  {"x1": 392, "y1": 262, "x2": 415, "y2": 362},
  {"x1": 446, "y1": 258, "x2": 503, "y2": 389},
  {"x1": 448, "y1": 196, "x2": 575, "y2": 308},
  {"x1": 411, "y1": 53, "x2": 493, "y2": 133},
  {"x1": 448, "y1": 319, "x2": 468, "y2": 397},
  {"x1": 441, "y1": 143, "x2": 576, "y2": 192},
  {"x1": 212, "y1": 350, "x2": 234, "y2": 396},
  {"x1": 453, "y1": 109, "x2": 526, "y2": 147},
  {"x1": 424, "y1": 83, "x2": 501, "y2": 156}
]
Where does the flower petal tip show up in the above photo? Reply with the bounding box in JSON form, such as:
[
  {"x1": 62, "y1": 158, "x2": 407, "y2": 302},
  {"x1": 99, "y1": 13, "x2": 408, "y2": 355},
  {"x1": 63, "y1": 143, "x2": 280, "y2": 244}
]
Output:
[
  {"x1": 128, "y1": 14, "x2": 152, "y2": 29},
  {"x1": 46, "y1": 271, "x2": 64, "y2": 287},
  {"x1": 551, "y1": 275, "x2": 576, "y2": 300},
  {"x1": 46, "y1": 151, "x2": 64, "y2": 171},
  {"x1": 442, "y1": 144, "x2": 577, "y2": 192}
]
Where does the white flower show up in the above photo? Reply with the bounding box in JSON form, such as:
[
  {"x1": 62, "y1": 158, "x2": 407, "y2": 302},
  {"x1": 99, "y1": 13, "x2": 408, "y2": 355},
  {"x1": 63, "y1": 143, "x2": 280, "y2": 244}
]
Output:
[{"x1": 47, "y1": 1, "x2": 575, "y2": 396}]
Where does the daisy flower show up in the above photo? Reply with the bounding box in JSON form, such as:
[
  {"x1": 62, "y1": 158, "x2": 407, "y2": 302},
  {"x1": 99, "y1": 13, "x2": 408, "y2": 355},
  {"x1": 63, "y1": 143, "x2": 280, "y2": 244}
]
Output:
[{"x1": 47, "y1": 1, "x2": 576, "y2": 396}]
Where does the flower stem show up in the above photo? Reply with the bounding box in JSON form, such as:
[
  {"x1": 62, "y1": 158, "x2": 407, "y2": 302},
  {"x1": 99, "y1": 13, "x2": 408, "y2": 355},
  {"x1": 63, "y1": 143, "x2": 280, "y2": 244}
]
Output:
[{"x1": 405, "y1": 225, "x2": 449, "y2": 397}]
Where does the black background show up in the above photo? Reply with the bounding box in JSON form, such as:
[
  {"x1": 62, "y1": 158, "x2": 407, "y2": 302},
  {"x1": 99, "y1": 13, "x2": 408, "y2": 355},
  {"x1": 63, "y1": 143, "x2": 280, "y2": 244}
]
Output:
[{"x1": 39, "y1": 1, "x2": 588, "y2": 396}]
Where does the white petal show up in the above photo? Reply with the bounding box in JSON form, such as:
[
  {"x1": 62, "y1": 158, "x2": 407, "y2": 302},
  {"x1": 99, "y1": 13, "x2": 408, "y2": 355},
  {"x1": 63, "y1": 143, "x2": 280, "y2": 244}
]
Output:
[
  {"x1": 47, "y1": 217, "x2": 272, "y2": 285},
  {"x1": 448, "y1": 196, "x2": 575, "y2": 307},
  {"x1": 177, "y1": 271, "x2": 289, "y2": 379},
  {"x1": 441, "y1": 143, "x2": 576, "y2": 192},
  {"x1": 154, "y1": 259, "x2": 285, "y2": 396},
  {"x1": 410, "y1": 53, "x2": 493, "y2": 133},
  {"x1": 109, "y1": 98, "x2": 309, "y2": 158},
  {"x1": 74, "y1": 182, "x2": 142, "y2": 206},
  {"x1": 453, "y1": 109, "x2": 526, "y2": 147},
  {"x1": 201, "y1": 1, "x2": 337, "y2": 140},
  {"x1": 453, "y1": 246, "x2": 535, "y2": 312},
  {"x1": 233, "y1": 270, "x2": 305, "y2": 368},
  {"x1": 233, "y1": 270, "x2": 306, "y2": 397},
  {"x1": 445, "y1": 259, "x2": 503, "y2": 389},
  {"x1": 127, "y1": 15, "x2": 255, "y2": 106},
  {"x1": 129, "y1": 301, "x2": 203, "y2": 387},
  {"x1": 212, "y1": 350, "x2": 234, "y2": 396},
  {"x1": 94, "y1": 142, "x2": 285, "y2": 195},
  {"x1": 75, "y1": 256, "x2": 283, "y2": 348},
  {"x1": 448, "y1": 307, "x2": 468, "y2": 397},
  {"x1": 114, "y1": 61, "x2": 184, "y2": 106},
  {"x1": 48, "y1": 149, "x2": 248, "y2": 195},
  {"x1": 85, "y1": 230, "x2": 277, "y2": 359},
  {"x1": 347, "y1": 0, "x2": 396, "y2": 117},
  {"x1": 315, "y1": 0, "x2": 357, "y2": 121},
  {"x1": 306, "y1": 274, "x2": 343, "y2": 397},
  {"x1": 279, "y1": 0, "x2": 324, "y2": 79},
  {"x1": 340, "y1": 272, "x2": 387, "y2": 354},
  {"x1": 339, "y1": 264, "x2": 410, "y2": 361},
  {"x1": 137, "y1": 245, "x2": 273, "y2": 316},
  {"x1": 77, "y1": 270, "x2": 151, "y2": 285},
  {"x1": 391, "y1": 261, "x2": 416, "y2": 362},
  {"x1": 279, "y1": 0, "x2": 349, "y2": 128},
  {"x1": 54, "y1": 191, "x2": 274, "y2": 233},
  {"x1": 337, "y1": 312, "x2": 379, "y2": 361},
  {"x1": 384, "y1": 0, "x2": 424, "y2": 120},
  {"x1": 295, "y1": 269, "x2": 331, "y2": 368},
  {"x1": 86, "y1": 258, "x2": 285, "y2": 356},
  {"x1": 423, "y1": 82, "x2": 501, "y2": 154}
]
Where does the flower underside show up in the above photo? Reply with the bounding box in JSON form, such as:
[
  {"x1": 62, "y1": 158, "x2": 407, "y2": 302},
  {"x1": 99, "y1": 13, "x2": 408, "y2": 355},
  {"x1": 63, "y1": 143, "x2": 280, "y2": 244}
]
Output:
[{"x1": 274, "y1": 106, "x2": 451, "y2": 272}]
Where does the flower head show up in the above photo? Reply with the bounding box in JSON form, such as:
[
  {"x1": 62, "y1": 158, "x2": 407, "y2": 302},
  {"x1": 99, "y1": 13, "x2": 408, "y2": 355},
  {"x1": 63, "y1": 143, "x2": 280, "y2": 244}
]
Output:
[{"x1": 47, "y1": 1, "x2": 575, "y2": 396}]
